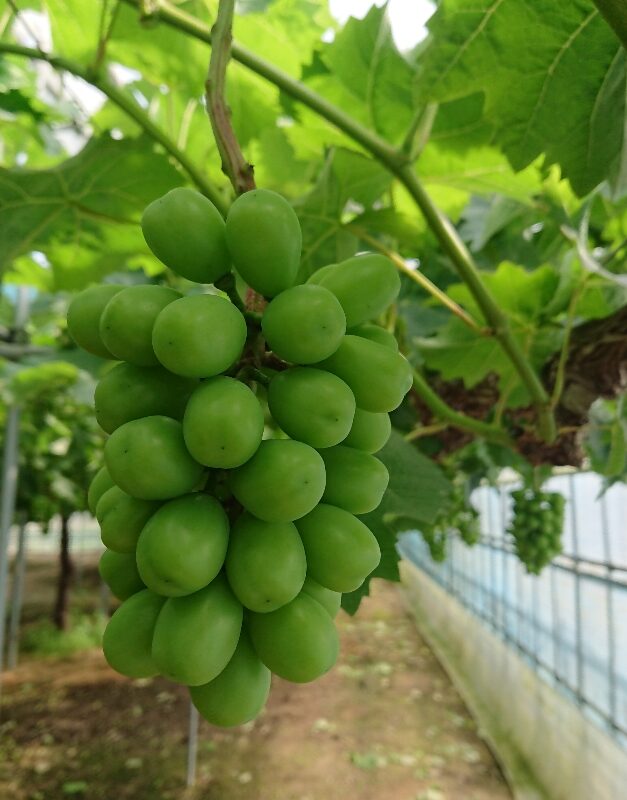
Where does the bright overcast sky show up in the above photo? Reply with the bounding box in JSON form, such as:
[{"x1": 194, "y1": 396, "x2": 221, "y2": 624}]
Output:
[{"x1": 329, "y1": 0, "x2": 435, "y2": 51}]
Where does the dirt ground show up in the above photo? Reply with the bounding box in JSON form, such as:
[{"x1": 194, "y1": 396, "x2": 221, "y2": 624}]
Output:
[{"x1": 1, "y1": 561, "x2": 511, "y2": 800}]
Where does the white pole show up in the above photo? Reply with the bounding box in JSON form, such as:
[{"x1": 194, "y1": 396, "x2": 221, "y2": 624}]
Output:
[
  {"x1": 0, "y1": 286, "x2": 30, "y2": 673},
  {"x1": 186, "y1": 701, "x2": 200, "y2": 787},
  {"x1": 7, "y1": 523, "x2": 28, "y2": 669}
]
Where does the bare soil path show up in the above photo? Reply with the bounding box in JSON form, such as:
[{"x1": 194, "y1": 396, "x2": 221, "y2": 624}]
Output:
[{"x1": 1, "y1": 579, "x2": 511, "y2": 800}]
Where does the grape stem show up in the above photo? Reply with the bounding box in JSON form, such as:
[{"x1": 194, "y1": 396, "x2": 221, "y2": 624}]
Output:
[
  {"x1": 411, "y1": 370, "x2": 514, "y2": 447},
  {"x1": 205, "y1": 0, "x2": 255, "y2": 196}
]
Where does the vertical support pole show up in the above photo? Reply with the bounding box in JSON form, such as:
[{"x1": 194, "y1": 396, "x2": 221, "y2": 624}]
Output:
[
  {"x1": 0, "y1": 286, "x2": 30, "y2": 674},
  {"x1": 7, "y1": 523, "x2": 27, "y2": 669},
  {"x1": 600, "y1": 492, "x2": 617, "y2": 729},
  {"x1": 186, "y1": 700, "x2": 199, "y2": 788},
  {"x1": 568, "y1": 473, "x2": 584, "y2": 703}
]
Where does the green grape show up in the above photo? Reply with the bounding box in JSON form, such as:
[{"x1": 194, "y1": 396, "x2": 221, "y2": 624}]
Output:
[
  {"x1": 309, "y1": 254, "x2": 400, "y2": 327},
  {"x1": 189, "y1": 630, "x2": 271, "y2": 727},
  {"x1": 98, "y1": 550, "x2": 145, "y2": 600},
  {"x1": 229, "y1": 439, "x2": 326, "y2": 522},
  {"x1": 248, "y1": 592, "x2": 339, "y2": 683},
  {"x1": 306, "y1": 263, "x2": 337, "y2": 285},
  {"x1": 136, "y1": 494, "x2": 229, "y2": 596},
  {"x1": 509, "y1": 489, "x2": 564, "y2": 574},
  {"x1": 183, "y1": 377, "x2": 264, "y2": 468},
  {"x1": 301, "y1": 576, "x2": 341, "y2": 618},
  {"x1": 87, "y1": 466, "x2": 115, "y2": 515},
  {"x1": 268, "y1": 368, "x2": 355, "y2": 449},
  {"x1": 225, "y1": 513, "x2": 306, "y2": 612},
  {"x1": 151, "y1": 575, "x2": 243, "y2": 686},
  {"x1": 225, "y1": 189, "x2": 302, "y2": 297},
  {"x1": 152, "y1": 294, "x2": 247, "y2": 378},
  {"x1": 96, "y1": 486, "x2": 160, "y2": 553},
  {"x1": 95, "y1": 363, "x2": 197, "y2": 434},
  {"x1": 342, "y1": 408, "x2": 391, "y2": 453},
  {"x1": 261, "y1": 285, "x2": 346, "y2": 364},
  {"x1": 104, "y1": 416, "x2": 204, "y2": 500},
  {"x1": 349, "y1": 323, "x2": 398, "y2": 351},
  {"x1": 66, "y1": 284, "x2": 124, "y2": 359},
  {"x1": 319, "y1": 446, "x2": 389, "y2": 515},
  {"x1": 102, "y1": 590, "x2": 166, "y2": 679},
  {"x1": 141, "y1": 188, "x2": 230, "y2": 284},
  {"x1": 99, "y1": 285, "x2": 181, "y2": 366},
  {"x1": 318, "y1": 335, "x2": 412, "y2": 412},
  {"x1": 296, "y1": 504, "x2": 380, "y2": 592}
]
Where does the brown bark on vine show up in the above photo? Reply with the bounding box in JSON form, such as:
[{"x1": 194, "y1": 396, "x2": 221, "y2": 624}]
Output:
[{"x1": 53, "y1": 514, "x2": 73, "y2": 631}]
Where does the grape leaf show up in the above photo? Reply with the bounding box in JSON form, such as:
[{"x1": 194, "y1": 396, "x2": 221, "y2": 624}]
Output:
[
  {"x1": 341, "y1": 430, "x2": 451, "y2": 614},
  {"x1": 320, "y1": 5, "x2": 416, "y2": 143},
  {"x1": 0, "y1": 134, "x2": 181, "y2": 283},
  {"x1": 416, "y1": 0, "x2": 625, "y2": 196}
]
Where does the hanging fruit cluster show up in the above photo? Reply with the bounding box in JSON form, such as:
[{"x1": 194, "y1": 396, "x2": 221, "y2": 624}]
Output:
[
  {"x1": 420, "y1": 477, "x2": 480, "y2": 561},
  {"x1": 68, "y1": 186, "x2": 412, "y2": 727},
  {"x1": 508, "y1": 488, "x2": 565, "y2": 574}
]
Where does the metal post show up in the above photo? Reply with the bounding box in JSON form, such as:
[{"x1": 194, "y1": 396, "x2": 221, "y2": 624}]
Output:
[
  {"x1": 600, "y1": 492, "x2": 618, "y2": 729},
  {"x1": 568, "y1": 473, "x2": 584, "y2": 703},
  {"x1": 186, "y1": 700, "x2": 200, "y2": 787},
  {"x1": 7, "y1": 523, "x2": 27, "y2": 669},
  {"x1": 0, "y1": 287, "x2": 30, "y2": 673}
]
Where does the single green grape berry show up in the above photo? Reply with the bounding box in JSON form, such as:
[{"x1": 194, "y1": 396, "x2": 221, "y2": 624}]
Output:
[
  {"x1": 104, "y1": 416, "x2": 204, "y2": 500},
  {"x1": 229, "y1": 439, "x2": 326, "y2": 522},
  {"x1": 189, "y1": 630, "x2": 271, "y2": 727},
  {"x1": 300, "y1": 576, "x2": 342, "y2": 618},
  {"x1": 319, "y1": 446, "x2": 389, "y2": 515},
  {"x1": 262, "y1": 284, "x2": 346, "y2": 364},
  {"x1": 183, "y1": 377, "x2": 264, "y2": 468},
  {"x1": 141, "y1": 188, "x2": 230, "y2": 283},
  {"x1": 98, "y1": 550, "x2": 145, "y2": 600},
  {"x1": 152, "y1": 294, "x2": 247, "y2": 378},
  {"x1": 318, "y1": 335, "x2": 412, "y2": 412},
  {"x1": 95, "y1": 362, "x2": 197, "y2": 434},
  {"x1": 268, "y1": 367, "x2": 355, "y2": 449},
  {"x1": 248, "y1": 592, "x2": 339, "y2": 683},
  {"x1": 99, "y1": 285, "x2": 181, "y2": 366},
  {"x1": 96, "y1": 486, "x2": 160, "y2": 553},
  {"x1": 151, "y1": 575, "x2": 243, "y2": 686},
  {"x1": 342, "y1": 408, "x2": 391, "y2": 453},
  {"x1": 349, "y1": 323, "x2": 398, "y2": 351},
  {"x1": 225, "y1": 513, "x2": 306, "y2": 613},
  {"x1": 103, "y1": 590, "x2": 166, "y2": 679},
  {"x1": 225, "y1": 189, "x2": 302, "y2": 297},
  {"x1": 67, "y1": 284, "x2": 124, "y2": 358},
  {"x1": 136, "y1": 494, "x2": 229, "y2": 597},
  {"x1": 296, "y1": 504, "x2": 380, "y2": 593},
  {"x1": 87, "y1": 466, "x2": 115, "y2": 515},
  {"x1": 310, "y1": 254, "x2": 400, "y2": 328}
]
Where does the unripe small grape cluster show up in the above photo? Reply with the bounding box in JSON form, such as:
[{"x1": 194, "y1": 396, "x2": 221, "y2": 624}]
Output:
[
  {"x1": 508, "y1": 488, "x2": 565, "y2": 574},
  {"x1": 420, "y1": 480, "x2": 480, "y2": 561},
  {"x1": 69, "y1": 187, "x2": 412, "y2": 727}
]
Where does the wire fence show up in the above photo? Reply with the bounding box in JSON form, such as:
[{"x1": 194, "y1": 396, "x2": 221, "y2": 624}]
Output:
[{"x1": 398, "y1": 471, "x2": 627, "y2": 750}]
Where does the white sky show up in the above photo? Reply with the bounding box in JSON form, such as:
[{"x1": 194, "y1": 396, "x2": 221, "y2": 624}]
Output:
[{"x1": 329, "y1": 0, "x2": 435, "y2": 51}]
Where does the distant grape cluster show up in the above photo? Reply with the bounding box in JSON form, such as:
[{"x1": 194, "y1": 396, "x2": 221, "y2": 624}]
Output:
[
  {"x1": 421, "y1": 479, "x2": 480, "y2": 561},
  {"x1": 508, "y1": 488, "x2": 565, "y2": 574},
  {"x1": 67, "y1": 187, "x2": 412, "y2": 727}
]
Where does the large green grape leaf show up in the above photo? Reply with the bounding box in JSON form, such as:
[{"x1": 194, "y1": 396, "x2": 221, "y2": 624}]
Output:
[
  {"x1": 342, "y1": 430, "x2": 451, "y2": 614},
  {"x1": 416, "y1": 0, "x2": 626, "y2": 196},
  {"x1": 298, "y1": 4, "x2": 416, "y2": 144},
  {"x1": 414, "y1": 262, "x2": 565, "y2": 400},
  {"x1": 0, "y1": 135, "x2": 181, "y2": 286}
]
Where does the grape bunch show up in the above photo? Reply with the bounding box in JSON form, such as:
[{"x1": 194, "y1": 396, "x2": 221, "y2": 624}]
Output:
[
  {"x1": 508, "y1": 488, "x2": 565, "y2": 574},
  {"x1": 68, "y1": 186, "x2": 412, "y2": 727},
  {"x1": 420, "y1": 479, "x2": 480, "y2": 561}
]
